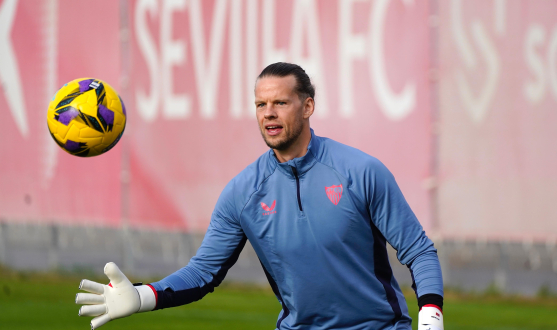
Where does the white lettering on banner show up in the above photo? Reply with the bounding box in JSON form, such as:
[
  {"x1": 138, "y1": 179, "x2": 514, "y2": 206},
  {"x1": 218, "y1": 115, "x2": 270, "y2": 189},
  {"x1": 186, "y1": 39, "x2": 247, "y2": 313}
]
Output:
[
  {"x1": 42, "y1": 0, "x2": 60, "y2": 188},
  {"x1": 229, "y1": 0, "x2": 260, "y2": 118},
  {"x1": 494, "y1": 0, "x2": 506, "y2": 36},
  {"x1": 523, "y1": 24, "x2": 557, "y2": 105},
  {"x1": 290, "y1": 0, "x2": 329, "y2": 118},
  {"x1": 548, "y1": 26, "x2": 557, "y2": 102},
  {"x1": 338, "y1": 0, "x2": 367, "y2": 118},
  {"x1": 133, "y1": 0, "x2": 424, "y2": 122},
  {"x1": 451, "y1": 0, "x2": 503, "y2": 123},
  {"x1": 161, "y1": 0, "x2": 191, "y2": 119},
  {"x1": 524, "y1": 25, "x2": 546, "y2": 104},
  {"x1": 229, "y1": 0, "x2": 243, "y2": 118},
  {"x1": 135, "y1": 0, "x2": 192, "y2": 121},
  {"x1": 263, "y1": 0, "x2": 287, "y2": 65},
  {"x1": 245, "y1": 0, "x2": 259, "y2": 117},
  {"x1": 0, "y1": 0, "x2": 28, "y2": 137},
  {"x1": 135, "y1": 0, "x2": 160, "y2": 122},
  {"x1": 369, "y1": 0, "x2": 416, "y2": 121},
  {"x1": 190, "y1": 0, "x2": 228, "y2": 119},
  {"x1": 451, "y1": 0, "x2": 475, "y2": 69}
]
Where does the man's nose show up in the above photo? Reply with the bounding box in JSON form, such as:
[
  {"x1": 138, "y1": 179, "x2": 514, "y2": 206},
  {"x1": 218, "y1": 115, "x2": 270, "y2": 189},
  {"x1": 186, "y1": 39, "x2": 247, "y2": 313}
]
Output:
[{"x1": 264, "y1": 105, "x2": 277, "y2": 119}]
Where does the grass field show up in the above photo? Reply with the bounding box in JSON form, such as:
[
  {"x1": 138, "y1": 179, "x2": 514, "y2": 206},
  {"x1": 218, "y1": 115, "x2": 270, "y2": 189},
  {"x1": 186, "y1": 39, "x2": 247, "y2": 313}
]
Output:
[{"x1": 1, "y1": 268, "x2": 557, "y2": 330}]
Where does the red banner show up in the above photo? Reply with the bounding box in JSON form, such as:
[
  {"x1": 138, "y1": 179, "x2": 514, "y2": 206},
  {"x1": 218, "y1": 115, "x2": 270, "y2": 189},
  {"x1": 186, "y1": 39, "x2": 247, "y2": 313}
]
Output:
[
  {"x1": 437, "y1": 0, "x2": 557, "y2": 241},
  {"x1": 6, "y1": 0, "x2": 556, "y2": 241},
  {"x1": 0, "y1": 0, "x2": 122, "y2": 226},
  {"x1": 124, "y1": 0, "x2": 433, "y2": 231}
]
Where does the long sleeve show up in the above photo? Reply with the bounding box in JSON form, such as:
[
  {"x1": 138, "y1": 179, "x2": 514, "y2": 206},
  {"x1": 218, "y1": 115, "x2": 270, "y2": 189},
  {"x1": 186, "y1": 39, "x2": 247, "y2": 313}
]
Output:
[
  {"x1": 366, "y1": 159, "x2": 444, "y2": 299},
  {"x1": 148, "y1": 180, "x2": 247, "y2": 310}
]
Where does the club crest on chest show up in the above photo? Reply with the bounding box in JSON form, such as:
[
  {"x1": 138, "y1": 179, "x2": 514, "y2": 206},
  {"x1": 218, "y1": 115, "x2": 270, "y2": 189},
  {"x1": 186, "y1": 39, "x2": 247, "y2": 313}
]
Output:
[{"x1": 325, "y1": 184, "x2": 343, "y2": 205}]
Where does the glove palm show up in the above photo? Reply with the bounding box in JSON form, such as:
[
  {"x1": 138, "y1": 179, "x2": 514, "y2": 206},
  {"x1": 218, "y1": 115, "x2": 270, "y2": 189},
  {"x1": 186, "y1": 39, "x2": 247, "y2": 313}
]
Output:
[{"x1": 76, "y1": 262, "x2": 148, "y2": 329}]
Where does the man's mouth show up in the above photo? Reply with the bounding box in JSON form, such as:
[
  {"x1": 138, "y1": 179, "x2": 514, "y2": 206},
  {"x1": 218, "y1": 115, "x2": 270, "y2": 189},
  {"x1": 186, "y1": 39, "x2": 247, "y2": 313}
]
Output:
[{"x1": 265, "y1": 125, "x2": 283, "y2": 136}]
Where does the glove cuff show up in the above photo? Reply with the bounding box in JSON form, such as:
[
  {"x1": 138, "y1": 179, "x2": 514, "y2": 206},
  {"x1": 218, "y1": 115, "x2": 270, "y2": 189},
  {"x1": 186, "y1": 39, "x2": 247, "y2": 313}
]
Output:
[
  {"x1": 418, "y1": 305, "x2": 444, "y2": 330},
  {"x1": 135, "y1": 285, "x2": 157, "y2": 312}
]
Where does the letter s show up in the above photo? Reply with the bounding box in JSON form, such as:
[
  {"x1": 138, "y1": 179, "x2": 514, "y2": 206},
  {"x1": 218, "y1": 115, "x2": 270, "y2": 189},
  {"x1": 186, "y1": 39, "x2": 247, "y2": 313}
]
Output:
[{"x1": 135, "y1": 0, "x2": 159, "y2": 122}]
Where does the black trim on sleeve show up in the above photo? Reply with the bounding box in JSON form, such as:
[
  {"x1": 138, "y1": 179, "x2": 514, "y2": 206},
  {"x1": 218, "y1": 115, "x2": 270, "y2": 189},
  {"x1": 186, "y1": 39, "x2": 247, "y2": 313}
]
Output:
[
  {"x1": 259, "y1": 260, "x2": 290, "y2": 329},
  {"x1": 418, "y1": 293, "x2": 443, "y2": 311},
  {"x1": 369, "y1": 223, "x2": 402, "y2": 323},
  {"x1": 154, "y1": 235, "x2": 248, "y2": 310}
]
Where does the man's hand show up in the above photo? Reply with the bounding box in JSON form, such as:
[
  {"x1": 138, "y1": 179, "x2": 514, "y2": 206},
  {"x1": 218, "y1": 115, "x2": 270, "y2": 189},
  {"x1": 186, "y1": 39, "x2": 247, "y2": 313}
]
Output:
[
  {"x1": 417, "y1": 305, "x2": 444, "y2": 330},
  {"x1": 76, "y1": 262, "x2": 156, "y2": 329}
]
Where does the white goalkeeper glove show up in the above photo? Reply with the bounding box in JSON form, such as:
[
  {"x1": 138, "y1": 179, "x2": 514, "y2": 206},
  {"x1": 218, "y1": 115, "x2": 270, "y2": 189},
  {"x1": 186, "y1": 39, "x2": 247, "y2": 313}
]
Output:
[
  {"x1": 417, "y1": 305, "x2": 444, "y2": 330},
  {"x1": 76, "y1": 262, "x2": 157, "y2": 329}
]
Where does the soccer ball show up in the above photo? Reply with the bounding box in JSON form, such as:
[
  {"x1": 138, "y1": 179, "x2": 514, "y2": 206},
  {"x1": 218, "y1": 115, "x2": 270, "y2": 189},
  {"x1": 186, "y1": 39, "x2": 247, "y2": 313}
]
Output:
[{"x1": 46, "y1": 78, "x2": 126, "y2": 157}]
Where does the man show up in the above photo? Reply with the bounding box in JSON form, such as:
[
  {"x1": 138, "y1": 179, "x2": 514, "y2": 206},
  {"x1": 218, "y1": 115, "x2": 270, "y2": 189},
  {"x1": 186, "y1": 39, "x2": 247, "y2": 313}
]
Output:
[{"x1": 76, "y1": 63, "x2": 444, "y2": 330}]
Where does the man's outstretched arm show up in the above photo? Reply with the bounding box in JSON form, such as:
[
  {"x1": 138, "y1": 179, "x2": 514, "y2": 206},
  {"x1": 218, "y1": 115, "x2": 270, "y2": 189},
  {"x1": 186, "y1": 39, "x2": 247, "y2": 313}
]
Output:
[
  {"x1": 147, "y1": 179, "x2": 246, "y2": 309},
  {"x1": 76, "y1": 179, "x2": 246, "y2": 328},
  {"x1": 148, "y1": 227, "x2": 247, "y2": 309}
]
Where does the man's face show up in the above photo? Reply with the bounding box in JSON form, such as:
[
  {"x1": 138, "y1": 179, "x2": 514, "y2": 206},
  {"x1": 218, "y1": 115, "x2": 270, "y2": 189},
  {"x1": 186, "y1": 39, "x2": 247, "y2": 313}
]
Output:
[{"x1": 255, "y1": 75, "x2": 307, "y2": 151}]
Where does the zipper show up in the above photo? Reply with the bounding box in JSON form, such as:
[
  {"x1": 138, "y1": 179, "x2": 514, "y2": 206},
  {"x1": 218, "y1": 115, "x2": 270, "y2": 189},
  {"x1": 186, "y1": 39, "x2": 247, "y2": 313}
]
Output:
[{"x1": 291, "y1": 166, "x2": 303, "y2": 212}]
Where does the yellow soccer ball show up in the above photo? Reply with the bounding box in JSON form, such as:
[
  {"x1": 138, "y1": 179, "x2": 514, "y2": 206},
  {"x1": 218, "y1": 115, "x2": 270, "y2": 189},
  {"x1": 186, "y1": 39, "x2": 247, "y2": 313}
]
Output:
[{"x1": 46, "y1": 78, "x2": 126, "y2": 157}]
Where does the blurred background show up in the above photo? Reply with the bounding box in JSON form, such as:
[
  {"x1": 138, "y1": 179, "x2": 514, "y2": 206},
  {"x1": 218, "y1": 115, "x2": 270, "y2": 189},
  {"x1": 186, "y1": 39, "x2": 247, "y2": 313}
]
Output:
[{"x1": 1, "y1": 0, "x2": 557, "y2": 328}]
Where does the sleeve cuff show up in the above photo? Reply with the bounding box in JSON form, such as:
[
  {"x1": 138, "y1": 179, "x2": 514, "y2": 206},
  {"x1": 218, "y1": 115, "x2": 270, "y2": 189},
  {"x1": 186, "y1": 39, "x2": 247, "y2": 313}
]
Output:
[
  {"x1": 418, "y1": 293, "x2": 443, "y2": 311},
  {"x1": 135, "y1": 285, "x2": 157, "y2": 312}
]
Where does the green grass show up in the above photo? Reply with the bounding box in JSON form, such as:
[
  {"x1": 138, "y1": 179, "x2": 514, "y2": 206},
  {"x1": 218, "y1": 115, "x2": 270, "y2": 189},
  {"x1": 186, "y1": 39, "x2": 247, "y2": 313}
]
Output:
[
  {"x1": 0, "y1": 268, "x2": 556, "y2": 329},
  {"x1": 436, "y1": 291, "x2": 557, "y2": 330}
]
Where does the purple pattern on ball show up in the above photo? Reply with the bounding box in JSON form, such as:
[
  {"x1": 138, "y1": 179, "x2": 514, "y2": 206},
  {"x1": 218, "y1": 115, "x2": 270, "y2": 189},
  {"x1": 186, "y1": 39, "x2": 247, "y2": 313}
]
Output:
[
  {"x1": 119, "y1": 96, "x2": 127, "y2": 116},
  {"x1": 57, "y1": 107, "x2": 79, "y2": 125},
  {"x1": 98, "y1": 104, "x2": 114, "y2": 125},
  {"x1": 65, "y1": 140, "x2": 81, "y2": 151},
  {"x1": 79, "y1": 79, "x2": 94, "y2": 92}
]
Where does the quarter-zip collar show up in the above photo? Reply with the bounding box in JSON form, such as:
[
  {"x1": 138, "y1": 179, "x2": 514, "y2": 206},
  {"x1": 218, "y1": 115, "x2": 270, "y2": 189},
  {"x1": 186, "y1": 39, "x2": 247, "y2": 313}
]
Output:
[{"x1": 268, "y1": 129, "x2": 320, "y2": 178}]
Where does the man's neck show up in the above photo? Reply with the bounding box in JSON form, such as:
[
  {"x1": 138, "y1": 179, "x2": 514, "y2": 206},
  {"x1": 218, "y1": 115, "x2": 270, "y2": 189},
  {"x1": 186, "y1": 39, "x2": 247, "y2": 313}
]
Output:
[{"x1": 273, "y1": 128, "x2": 312, "y2": 163}]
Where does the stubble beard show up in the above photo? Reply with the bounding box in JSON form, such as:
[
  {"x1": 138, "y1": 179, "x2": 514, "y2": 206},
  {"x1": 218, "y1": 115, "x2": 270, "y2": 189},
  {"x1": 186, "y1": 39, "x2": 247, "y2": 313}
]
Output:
[{"x1": 260, "y1": 119, "x2": 304, "y2": 151}]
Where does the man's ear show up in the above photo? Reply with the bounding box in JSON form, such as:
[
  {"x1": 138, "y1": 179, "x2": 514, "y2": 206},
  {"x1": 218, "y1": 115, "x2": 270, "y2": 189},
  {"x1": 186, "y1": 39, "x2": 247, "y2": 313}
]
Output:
[{"x1": 303, "y1": 97, "x2": 315, "y2": 119}]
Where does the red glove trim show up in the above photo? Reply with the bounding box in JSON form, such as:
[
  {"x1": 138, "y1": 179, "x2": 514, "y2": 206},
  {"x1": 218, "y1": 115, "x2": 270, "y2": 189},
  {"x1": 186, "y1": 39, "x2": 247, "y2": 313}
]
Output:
[{"x1": 421, "y1": 304, "x2": 442, "y2": 313}]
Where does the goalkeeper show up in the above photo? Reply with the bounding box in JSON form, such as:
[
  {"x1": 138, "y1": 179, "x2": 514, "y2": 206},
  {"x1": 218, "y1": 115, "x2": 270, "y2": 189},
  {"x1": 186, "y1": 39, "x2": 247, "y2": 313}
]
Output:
[{"x1": 76, "y1": 62, "x2": 444, "y2": 330}]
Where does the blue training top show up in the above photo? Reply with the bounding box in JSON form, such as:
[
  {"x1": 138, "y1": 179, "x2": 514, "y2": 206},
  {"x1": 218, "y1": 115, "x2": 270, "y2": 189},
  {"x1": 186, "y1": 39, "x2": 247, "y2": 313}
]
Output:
[{"x1": 150, "y1": 129, "x2": 443, "y2": 330}]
